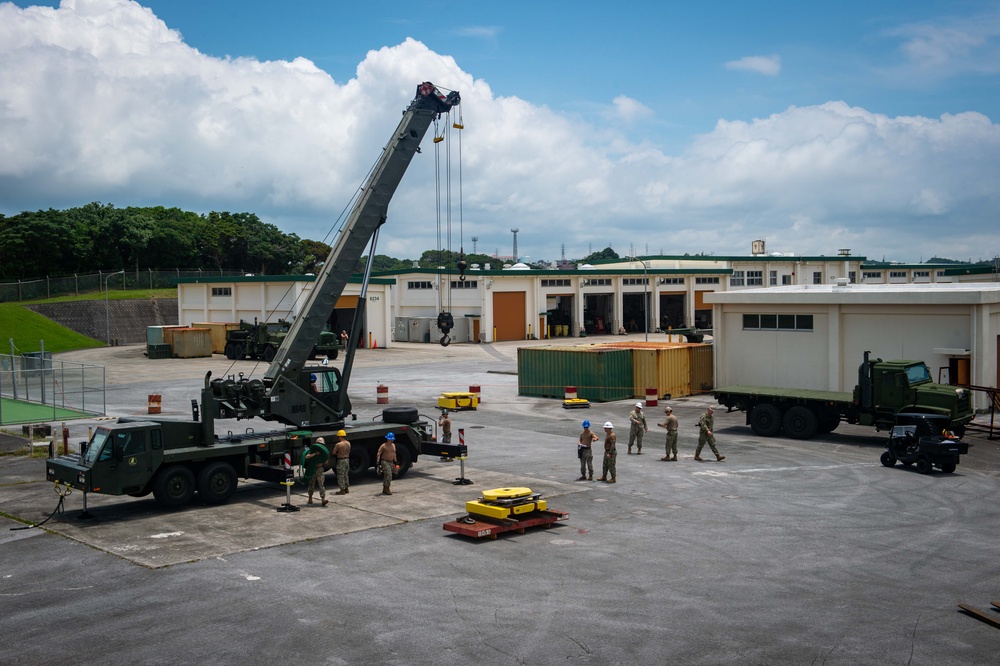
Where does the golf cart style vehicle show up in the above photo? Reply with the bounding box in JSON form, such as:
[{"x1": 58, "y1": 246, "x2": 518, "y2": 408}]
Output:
[{"x1": 880, "y1": 413, "x2": 969, "y2": 474}]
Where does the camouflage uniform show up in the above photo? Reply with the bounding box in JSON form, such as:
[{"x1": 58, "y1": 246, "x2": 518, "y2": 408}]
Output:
[
  {"x1": 333, "y1": 437, "x2": 351, "y2": 494},
  {"x1": 601, "y1": 430, "x2": 617, "y2": 482},
  {"x1": 303, "y1": 440, "x2": 330, "y2": 505},
  {"x1": 662, "y1": 412, "x2": 679, "y2": 460},
  {"x1": 628, "y1": 406, "x2": 647, "y2": 454},
  {"x1": 696, "y1": 408, "x2": 724, "y2": 461},
  {"x1": 578, "y1": 427, "x2": 596, "y2": 480}
]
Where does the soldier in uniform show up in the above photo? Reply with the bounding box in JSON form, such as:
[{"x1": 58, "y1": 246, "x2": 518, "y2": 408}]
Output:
[
  {"x1": 695, "y1": 406, "x2": 725, "y2": 462},
  {"x1": 303, "y1": 436, "x2": 330, "y2": 506},
  {"x1": 658, "y1": 405, "x2": 679, "y2": 461},
  {"x1": 628, "y1": 402, "x2": 648, "y2": 454},
  {"x1": 332, "y1": 430, "x2": 351, "y2": 495},
  {"x1": 599, "y1": 421, "x2": 617, "y2": 483},
  {"x1": 577, "y1": 419, "x2": 597, "y2": 481},
  {"x1": 376, "y1": 432, "x2": 397, "y2": 495}
]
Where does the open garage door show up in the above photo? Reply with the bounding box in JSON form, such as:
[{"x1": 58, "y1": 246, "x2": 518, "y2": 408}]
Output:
[{"x1": 493, "y1": 292, "x2": 526, "y2": 341}]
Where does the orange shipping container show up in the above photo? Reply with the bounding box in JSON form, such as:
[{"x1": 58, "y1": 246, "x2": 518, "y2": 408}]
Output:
[
  {"x1": 165, "y1": 327, "x2": 213, "y2": 358},
  {"x1": 192, "y1": 322, "x2": 240, "y2": 354}
]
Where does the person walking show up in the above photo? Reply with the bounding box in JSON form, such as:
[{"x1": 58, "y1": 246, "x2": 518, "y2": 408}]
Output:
[
  {"x1": 628, "y1": 402, "x2": 648, "y2": 454},
  {"x1": 695, "y1": 405, "x2": 725, "y2": 462},
  {"x1": 332, "y1": 430, "x2": 351, "y2": 495},
  {"x1": 599, "y1": 421, "x2": 617, "y2": 483},
  {"x1": 303, "y1": 436, "x2": 330, "y2": 506},
  {"x1": 577, "y1": 419, "x2": 597, "y2": 481},
  {"x1": 658, "y1": 405, "x2": 679, "y2": 461},
  {"x1": 439, "y1": 411, "x2": 452, "y2": 443},
  {"x1": 376, "y1": 432, "x2": 397, "y2": 495}
]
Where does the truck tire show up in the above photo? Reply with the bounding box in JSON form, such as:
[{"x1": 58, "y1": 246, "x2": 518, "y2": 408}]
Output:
[
  {"x1": 326, "y1": 349, "x2": 339, "y2": 361},
  {"x1": 880, "y1": 451, "x2": 896, "y2": 467},
  {"x1": 263, "y1": 345, "x2": 276, "y2": 362},
  {"x1": 817, "y1": 412, "x2": 840, "y2": 433},
  {"x1": 749, "y1": 404, "x2": 783, "y2": 437},
  {"x1": 232, "y1": 343, "x2": 245, "y2": 360},
  {"x1": 394, "y1": 446, "x2": 413, "y2": 477},
  {"x1": 152, "y1": 465, "x2": 196, "y2": 508},
  {"x1": 383, "y1": 406, "x2": 419, "y2": 424},
  {"x1": 197, "y1": 461, "x2": 238, "y2": 504},
  {"x1": 940, "y1": 462, "x2": 956, "y2": 474},
  {"x1": 783, "y1": 406, "x2": 818, "y2": 440},
  {"x1": 224, "y1": 343, "x2": 238, "y2": 360},
  {"x1": 916, "y1": 458, "x2": 933, "y2": 474},
  {"x1": 348, "y1": 448, "x2": 371, "y2": 477}
]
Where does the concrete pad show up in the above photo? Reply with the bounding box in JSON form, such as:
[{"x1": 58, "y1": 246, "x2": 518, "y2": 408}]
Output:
[{"x1": 0, "y1": 460, "x2": 582, "y2": 568}]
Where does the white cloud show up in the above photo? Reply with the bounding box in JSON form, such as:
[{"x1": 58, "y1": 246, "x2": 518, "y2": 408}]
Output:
[
  {"x1": 0, "y1": 0, "x2": 998, "y2": 263},
  {"x1": 725, "y1": 55, "x2": 781, "y2": 76},
  {"x1": 882, "y1": 11, "x2": 1000, "y2": 79},
  {"x1": 453, "y1": 25, "x2": 502, "y2": 40}
]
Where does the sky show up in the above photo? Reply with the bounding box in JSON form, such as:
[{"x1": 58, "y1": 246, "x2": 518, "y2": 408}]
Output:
[{"x1": 1, "y1": 0, "x2": 999, "y2": 264}]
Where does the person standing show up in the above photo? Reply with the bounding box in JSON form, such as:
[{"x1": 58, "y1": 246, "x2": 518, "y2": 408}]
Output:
[
  {"x1": 332, "y1": 430, "x2": 351, "y2": 495},
  {"x1": 303, "y1": 436, "x2": 330, "y2": 506},
  {"x1": 628, "y1": 402, "x2": 648, "y2": 454},
  {"x1": 439, "y1": 411, "x2": 453, "y2": 443},
  {"x1": 658, "y1": 405, "x2": 679, "y2": 461},
  {"x1": 376, "y1": 432, "x2": 397, "y2": 495},
  {"x1": 599, "y1": 421, "x2": 617, "y2": 483},
  {"x1": 577, "y1": 419, "x2": 597, "y2": 481},
  {"x1": 695, "y1": 405, "x2": 725, "y2": 462}
]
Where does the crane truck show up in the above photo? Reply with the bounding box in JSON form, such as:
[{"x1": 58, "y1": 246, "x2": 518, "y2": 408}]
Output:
[
  {"x1": 713, "y1": 351, "x2": 974, "y2": 440},
  {"x1": 46, "y1": 82, "x2": 461, "y2": 508}
]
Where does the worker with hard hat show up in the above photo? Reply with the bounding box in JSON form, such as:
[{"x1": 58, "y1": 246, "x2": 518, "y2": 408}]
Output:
[
  {"x1": 303, "y1": 436, "x2": 330, "y2": 506},
  {"x1": 577, "y1": 419, "x2": 598, "y2": 481},
  {"x1": 657, "y1": 405, "x2": 679, "y2": 461},
  {"x1": 628, "y1": 402, "x2": 648, "y2": 455},
  {"x1": 309, "y1": 373, "x2": 319, "y2": 393},
  {"x1": 332, "y1": 429, "x2": 351, "y2": 495},
  {"x1": 599, "y1": 421, "x2": 617, "y2": 483},
  {"x1": 376, "y1": 432, "x2": 397, "y2": 496}
]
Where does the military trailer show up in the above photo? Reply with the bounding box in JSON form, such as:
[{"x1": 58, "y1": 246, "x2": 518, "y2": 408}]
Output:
[{"x1": 714, "y1": 352, "x2": 974, "y2": 440}]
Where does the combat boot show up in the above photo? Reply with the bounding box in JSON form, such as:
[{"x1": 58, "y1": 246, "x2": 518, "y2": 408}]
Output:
[
  {"x1": 627, "y1": 447, "x2": 632, "y2": 455},
  {"x1": 382, "y1": 485, "x2": 392, "y2": 495},
  {"x1": 716, "y1": 454, "x2": 726, "y2": 462},
  {"x1": 599, "y1": 476, "x2": 607, "y2": 482},
  {"x1": 307, "y1": 496, "x2": 313, "y2": 504},
  {"x1": 661, "y1": 456, "x2": 670, "y2": 461},
  {"x1": 608, "y1": 478, "x2": 616, "y2": 483},
  {"x1": 694, "y1": 456, "x2": 703, "y2": 461},
  {"x1": 321, "y1": 498, "x2": 329, "y2": 506},
  {"x1": 335, "y1": 489, "x2": 347, "y2": 495},
  {"x1": 588, "y1": 473, "x2": 593, "y2": 481},
  {"x1": 578, "y1": 475, "x2": 587, "y2": 481}
]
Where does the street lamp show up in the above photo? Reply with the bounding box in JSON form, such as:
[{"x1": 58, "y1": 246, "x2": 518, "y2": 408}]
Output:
[{"x1": 104, "y1": 270, "x2": 125, "y2": 346}]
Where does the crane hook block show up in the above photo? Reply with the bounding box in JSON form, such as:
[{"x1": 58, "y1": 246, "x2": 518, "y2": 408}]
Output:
[
  {"x1": 440, "y1": 334, "x2": 451, "y2": 347},
  {"x1": 457, "y1": 258, "x2": 468, "y2": 281},
  {"x1": 437, "y1": 311, "x2": 454, "y2": 335}
]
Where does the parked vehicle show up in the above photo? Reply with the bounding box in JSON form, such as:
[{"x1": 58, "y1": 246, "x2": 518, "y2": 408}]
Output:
[
  {"x1": 880, "y1": 413, "x2": 968, "y2": 474},
  {"x1": 223, "y1": 318, "x2": 342, "y2": 362}
]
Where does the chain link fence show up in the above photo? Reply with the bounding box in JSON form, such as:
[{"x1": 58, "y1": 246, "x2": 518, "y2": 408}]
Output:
[
  {"x1": 0, "y1": 353, "x2": 106, "y2": 425},
  {"x1": 0, "y1": 268, "x2": 246, "y2": 303}
]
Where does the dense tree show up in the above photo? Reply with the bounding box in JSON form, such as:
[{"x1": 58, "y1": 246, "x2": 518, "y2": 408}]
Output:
[{"x1": 580, "y1": 247, "x2": 620, "y2": 264}]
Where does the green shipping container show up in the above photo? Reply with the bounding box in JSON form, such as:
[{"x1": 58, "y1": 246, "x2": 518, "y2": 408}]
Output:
[{"x1": 518, "y1": 346, "x2": 634, "y2": 402}]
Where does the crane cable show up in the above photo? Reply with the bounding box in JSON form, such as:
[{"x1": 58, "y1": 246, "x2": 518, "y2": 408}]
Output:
[{"x1": 431, "y1": 98, "x2": 464, "y2": 345}]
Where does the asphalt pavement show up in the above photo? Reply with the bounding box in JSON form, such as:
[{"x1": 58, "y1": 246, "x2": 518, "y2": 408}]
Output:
[{"x1": 2, "y1": 337, "x2": 999, "y2": 665}]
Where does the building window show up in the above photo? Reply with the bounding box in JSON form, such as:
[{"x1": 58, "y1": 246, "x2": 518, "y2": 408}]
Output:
[
  {"x1": 583, "y1": 278, "x2": 611, "y2": 286},
  {"x1": 623, "y1": 278, "x2": 648, "y2": 286},
  {"x1": 936, "y1": 271, "x2": 946, "y2": 277},
  {"x1": 863, "y1": 271, "x2": 882, "y2": 280},
  {"x1": 742, "y1": 313, "x2": 813, "y2": 331},
  {"x1": 658, "y1": 277, "x2": 684, "y2": 285},
  {"x1": 211, "y1": 287, "x2": 232, "y2": 297},
  {"x1": 407, "y1": 281, "x2": 433, "y2": 289},
  {"x1": 730, "y1": 271, "x2": 745, "y2": 287},
  {"x1": 849, "y1": 271, "x2": 857, "y2": 283},
  {"x1": 746, "y1": 271, "x2": 763, "y2": 286},
  {"x1": 812, "y1": 272, "x2": 822, "y2": 284},
  {"x1": 889, "y1": 271, "x2": 906, "y2": 279},
  {"x1": 769, "y1": 271, "x2": 777, "y2": 286},
  {"x1": 913, "y1": 271, "x2": 929, "y2": 278},
  {"x1": 781, "y1": 275, "x2": 793, "y2": 285},
  {"x1": 449, "y1": 280, "x2": 478, "y2": 289},
  {"x1": 541, "y1": 279, "x2": 570, "y2": 287},
  {"x1": 695, "y1": 277, "x2": 720, "y2": 284}
]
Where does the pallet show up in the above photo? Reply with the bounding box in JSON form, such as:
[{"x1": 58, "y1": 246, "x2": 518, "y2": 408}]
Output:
[
  {"x1": 443, "y1": 510, "x2": 569, "y2": 540},
  {"x1": 957, "y1": 601, "x2": 1000, "y2": 630}
]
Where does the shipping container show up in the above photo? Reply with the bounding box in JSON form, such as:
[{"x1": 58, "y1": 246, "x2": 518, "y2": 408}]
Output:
[
  {"x1": 146, "y1": 325, "x2": 184, "y2": 346},
  {"x1": 689, "y1": 344, "x2": 714, "y2": 394},
  {"x1": 518, "y1": 346, "x2": 633, "y2": 402},
  {"x1": 596, "y1": 341, "x2": 713, "y2": 399},
  {"x1": 191, "y1": 322, "x2": 240, "y2": 354},
  {"x1": 164, "y1": 327, "x2": 212, "y2": 359}
]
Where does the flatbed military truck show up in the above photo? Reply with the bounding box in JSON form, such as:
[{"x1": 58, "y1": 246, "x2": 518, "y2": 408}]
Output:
[
  {"x1": 46, "y1": 81, "x2": 462, "y2": 508},
  {"x1": 223, "y1": 318, "x2": 342, "y2": 362},
  {"x1": 713, "y1": 352, "x2": 974, "y2": 440}
]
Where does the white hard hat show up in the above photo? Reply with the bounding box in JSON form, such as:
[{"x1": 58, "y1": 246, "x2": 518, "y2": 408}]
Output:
[
  {"x1": 603, "y1": 421, "x2": 614, "y2": 429},
  {"x1": 635, "y1": 402, "x2": 643, "y2": 408}
]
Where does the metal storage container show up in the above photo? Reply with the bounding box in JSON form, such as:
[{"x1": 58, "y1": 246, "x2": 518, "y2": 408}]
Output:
[
  {"x1": 408, "y1": 317, "x2": 432, "y2": 343},
  {"x1": 393, "y1": 317, "x2": 410, "y2": 342},
  {"x1": 632, "y1": 347, "x2": 691, "y2": 399},
  {"x1": 192, "y1": 322, "x2": 239, "y2": 354},
  {"x1": 689, "y1": 343, "x2": 714, "y2": 394},
  {"x1": 518, "y1": 346, "x2": 633, "y2": 402},
  {"x1": 164, "y1": 327, "x2": 213, "y2": 359}
]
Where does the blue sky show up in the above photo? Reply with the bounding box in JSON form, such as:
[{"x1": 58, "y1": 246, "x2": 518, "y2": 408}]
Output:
[{"x1": 1, "y1": 0, "x2": 999, "y2": 263}]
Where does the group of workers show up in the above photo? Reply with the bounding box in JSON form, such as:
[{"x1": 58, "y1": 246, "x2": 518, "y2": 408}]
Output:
[
  {"x1": 302, "y1": 429, "x2": 398, "y2": 505},
  {"x1": 577, "y1": 402, "x2": 724, "y2": 482}
]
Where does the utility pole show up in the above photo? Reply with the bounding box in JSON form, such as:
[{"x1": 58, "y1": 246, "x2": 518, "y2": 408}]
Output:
[{"x1": 511, "y1": 228, "x2": 519, "y2": 262}]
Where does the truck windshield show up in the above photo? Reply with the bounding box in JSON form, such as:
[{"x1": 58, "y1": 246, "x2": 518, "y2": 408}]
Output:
[
  {"x1": 905, "y1": 364, "x2": 932, "y2": 385},
  {"x1": 81, "y1": 428, "x2": 112, "y2": 466}
]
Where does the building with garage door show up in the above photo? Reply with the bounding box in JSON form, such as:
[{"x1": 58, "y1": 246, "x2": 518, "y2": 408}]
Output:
[{"x1": 706, "y1": 281, "x2": 1000, "y2": 412}]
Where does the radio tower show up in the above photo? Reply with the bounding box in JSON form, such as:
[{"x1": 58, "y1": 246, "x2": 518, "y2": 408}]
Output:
[
  {"x1": 471, "y1": 236, "x2": 479, "y2": 254},
  {"x1": 511, "y1": 228, "x2": 519, "y2": 262},
  {"x1": 561, "y1": 243, "x2": 566, "y2": 262}
]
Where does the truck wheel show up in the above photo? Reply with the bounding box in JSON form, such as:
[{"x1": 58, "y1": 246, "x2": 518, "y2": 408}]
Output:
[
  {"x1": 383, "y1": 406, "x2": 419, "y2": 424},
  {"x1": 263, "y1": 345, "x2": 276, "y2": 362},
  {"x1": 817, "y1": 413, "x2": 840, "y2": 433},
  {"x1": 232, "y1": 343, "x2": 245, "y2": 360},
  {"x1": 783, "y1": 406, "x2": 818, "y2": 440},
  {"x1": 348, "y1": 448, "x2": 371, "y2": 477},
  {"x1": 749, "y1": 404, "x2": 783, "y2": 437},
  {"x1": 224, "y1": 343, "x2": 238, "y2": 360},
  {"x1": 916, "y1": 458, "x2": 933, "y2": 475},
  {"x1": 152, "y1": 465, "x2": 196, "y2": 508},
  {"x1": 197, "y1": 461, "x2": 238, "y2": 504},
  {"x1": 940, "y1": 462, "x2": 956, "y2": 474},
  {"x1": 880, "y1": 451, "x2": 896, "y2": 467},
  {"x1": 327, "y1": 350, "x2": 339, "y2": 361},
  {"x1": 394, "y1": 446, "x2": 413, "y2": 477}
]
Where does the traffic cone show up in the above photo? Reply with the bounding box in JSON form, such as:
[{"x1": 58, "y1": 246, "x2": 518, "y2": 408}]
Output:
[{"x1": 373, "y1": 338, "x2": 378, "y2": 349}]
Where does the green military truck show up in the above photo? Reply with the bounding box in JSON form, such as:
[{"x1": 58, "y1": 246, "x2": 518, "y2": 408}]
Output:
[
  {"x1": 714, "y1": 352, "x2": 975, "y2": 440},
  {"x1": 224, "y1": 318, "x2": 342, "y2": 362}
]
